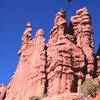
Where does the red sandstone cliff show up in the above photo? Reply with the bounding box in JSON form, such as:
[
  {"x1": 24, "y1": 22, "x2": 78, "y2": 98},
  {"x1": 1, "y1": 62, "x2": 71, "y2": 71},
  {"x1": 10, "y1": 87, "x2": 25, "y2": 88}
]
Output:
[
  {"x1": 47, "y1": 8, "x2": 85, "y2": 95},
  {"x1": 71, "y1": 7, "x2": 94, "y2": 76},
  {"x1": 0, "y1": 7, "x2": 100, "y2": 100},
  {"x1": 5, "y1": 22, "x2": 47, "y2": 100}
]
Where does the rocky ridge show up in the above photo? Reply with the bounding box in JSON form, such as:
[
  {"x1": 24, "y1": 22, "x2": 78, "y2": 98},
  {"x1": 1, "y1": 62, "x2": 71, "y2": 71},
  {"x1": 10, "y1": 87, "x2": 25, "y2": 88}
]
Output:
[{"x1": 0, "y1": 7, "x2": 100, "y2": 100}]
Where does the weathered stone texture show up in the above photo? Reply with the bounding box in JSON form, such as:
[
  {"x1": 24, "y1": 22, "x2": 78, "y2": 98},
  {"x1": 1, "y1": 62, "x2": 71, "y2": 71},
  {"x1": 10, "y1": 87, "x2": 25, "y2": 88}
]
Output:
[
  {"x1": 42, "y1": 93, "x2": 80, "y2": 100},
  {"x1": 0, "y1": 7, "x2": 99, "y2": 100},
  {"x1": 5, "y1": 22, "x2": 46, "y2": 100},
  {"x1": 47, "y1": 8, "x2": 85, "y2": 96},
  {"x1": 0, "y1": 84, "x2": 6, "y2": 100},
  {"x1": 71, "y1": 7, "x2": 94, "y2": 76}
]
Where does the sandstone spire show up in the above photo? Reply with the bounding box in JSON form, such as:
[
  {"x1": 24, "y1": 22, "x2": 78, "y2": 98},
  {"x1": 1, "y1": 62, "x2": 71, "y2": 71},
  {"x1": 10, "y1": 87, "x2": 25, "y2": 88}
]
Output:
[
  {"x1": 54, "y1": 8, "x2": 68, "y2": 28},
  {"x1": 50, "y1": 8, "x2": 68, "y2": 38},
  {"x1": 18, "y1": 21, "x2": 32, "y2": 56},
  {"x1": 5, "y1": 25, "x2": 47, "y2": 100},
  {"x1": 71, "y1": 7, "x2": 94, "y2": 76},
  {"x1": 22, "y1": 21, "x2": 32, "y2": 45},
  {"x1": 47, "y1": 8, "x2": 85, "y2": 95}
]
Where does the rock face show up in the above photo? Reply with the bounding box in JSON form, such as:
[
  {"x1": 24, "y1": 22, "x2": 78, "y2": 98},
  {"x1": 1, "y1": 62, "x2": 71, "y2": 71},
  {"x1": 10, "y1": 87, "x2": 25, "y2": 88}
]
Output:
[
  {"x1": 71, "y1": 7, "x2": 94, "y2": 76},
  {"x1": 47, "y1": 8, "x2": 85, "y2": 95},
  {"x1": 42, "y1": 93, "x2": 80, "y2": 100},
  {"x1": 0, "y1": 7, "x2": 100, "y2": 100},
  {"x1": 0, "y1": 84, "x2": 6, "y2": 100},
  {"x1": 5, "y1": 22, "x2": 47, "y2": 100}
]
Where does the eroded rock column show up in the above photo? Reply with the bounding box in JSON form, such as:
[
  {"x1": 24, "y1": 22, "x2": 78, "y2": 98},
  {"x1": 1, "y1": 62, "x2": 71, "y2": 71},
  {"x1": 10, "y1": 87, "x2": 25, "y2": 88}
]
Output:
[
  {"x1": 71, "y1": 7, "x2": 94, "y2": 76},
  {"x1": 5, "y1": 22, "x2": 47, "y2": 100},
  {"x1": 47, "y1": 9, "x2": 85, "y2": 95}
]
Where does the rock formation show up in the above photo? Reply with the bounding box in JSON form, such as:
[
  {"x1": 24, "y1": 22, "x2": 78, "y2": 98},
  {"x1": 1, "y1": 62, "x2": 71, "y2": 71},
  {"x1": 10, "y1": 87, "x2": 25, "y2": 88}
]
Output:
[
  {"x1": 0, "y1": 7, "x2": 100, "y2": 100},
  {"x1": 71, "y1": 7, "x2": 94, "y2": 76},
  {"x1": 5, "y1": 22, "x2": 47, "y2": 100},
  {"x1": 0, "y1": 84, "x2": 6, "y2": 100},
  {"x1": 47, "y1": 8, "x2": 85, "y2": 95}
]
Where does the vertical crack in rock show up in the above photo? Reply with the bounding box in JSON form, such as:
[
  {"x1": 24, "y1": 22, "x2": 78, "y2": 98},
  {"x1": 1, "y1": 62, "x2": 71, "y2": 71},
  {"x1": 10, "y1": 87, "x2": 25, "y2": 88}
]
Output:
[{"x1": 44, "y1": 44, "x2": 48, "y2": 94}]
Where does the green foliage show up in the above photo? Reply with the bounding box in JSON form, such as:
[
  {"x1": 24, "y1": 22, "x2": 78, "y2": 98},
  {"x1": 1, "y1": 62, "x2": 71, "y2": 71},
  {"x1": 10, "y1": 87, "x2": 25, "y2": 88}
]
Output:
[
  {"x1": 96, "y1": 84, "x2": 100, "y2": 93},
  {"x1": 80, "y1": 78, "x2": 96, "y2": 98},
  {"x1": 29, "y1": 96, "x2": 40, "y2": 100},
  {"x1": 80, "y1": 77, "x2": 100, "y2": 99},
  {"x1": 94, "y1": 78, "x2": 100, "y2": 93}
]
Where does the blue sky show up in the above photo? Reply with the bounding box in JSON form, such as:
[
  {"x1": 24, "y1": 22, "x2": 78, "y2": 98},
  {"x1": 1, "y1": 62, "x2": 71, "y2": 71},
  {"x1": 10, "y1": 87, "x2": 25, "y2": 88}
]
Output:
[{"x1": 0, "y1": 0, "x2": 100, "y2": 85}]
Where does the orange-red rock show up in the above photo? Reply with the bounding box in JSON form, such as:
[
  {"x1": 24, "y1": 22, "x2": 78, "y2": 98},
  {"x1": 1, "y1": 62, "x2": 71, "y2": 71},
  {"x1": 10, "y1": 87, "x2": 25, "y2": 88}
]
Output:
[
  {"x1": 5, "y1": 22, "x2": 47, "y2": 100},
  {"x1": 42, "y1": 93, "x2": 81, "y2": 100},
  {"x1": 95, "y1": 93, "x2": 100, "y2": 100},
  {"x1": 47, "y1": 8, "x2": 85, "y2": 96},
  {"x1": 71, "y1": 7, "x2": 94, "y2": 76},
  {"x1": 0, "y1": 84, "x2": 6, "y2": 100},
  {"x1": 0, "y1": 7, "x2": 99, "y2": 100}
]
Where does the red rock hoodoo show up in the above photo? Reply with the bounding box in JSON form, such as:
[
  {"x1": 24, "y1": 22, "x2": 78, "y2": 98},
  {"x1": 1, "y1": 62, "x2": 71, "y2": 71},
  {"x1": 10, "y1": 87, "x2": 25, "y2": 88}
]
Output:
[
  {"x1": 1, "y1": 7, "x2": 100, "y2": 100},
  {"x1": 5, "y1": 22, "x2": 47, "y2": 100},
  {"x1": 71, "y1": 7, "x2": 94, "y2": 76},
  {"x1": 47, "y1": 8, "x2": 85, "y2": 95}
]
